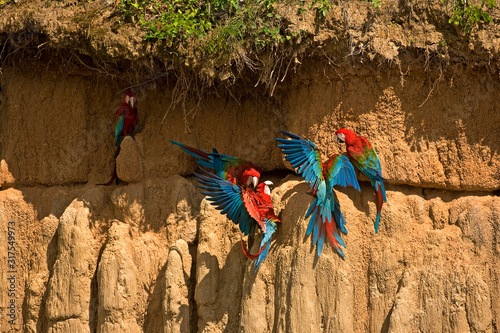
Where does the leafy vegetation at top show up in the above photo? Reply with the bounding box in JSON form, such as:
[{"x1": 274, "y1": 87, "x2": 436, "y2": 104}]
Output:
[
  {"x1": 117, "y1": 0, "x2": 338, "y2": 62},
  {"x1": 117, "y1": 0, "x2": 497, "y2": 63},
  {"x1": 118, "y1": 0, "x2": 290, "y2": 55},
  {"x1": 444, "y1": 0, "x2": 497, "y2": 34}
]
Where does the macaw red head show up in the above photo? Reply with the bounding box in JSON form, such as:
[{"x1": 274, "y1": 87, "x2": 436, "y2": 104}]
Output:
[
  {"x1": 242, "y1": 169, "x2": 261, "y2": 189},
  {"x1": 123, "y1": 91, "x2": 137, "y2": 109},
  {"x1": 334, "y1": 128, "x2": 358, "y2": 146}
]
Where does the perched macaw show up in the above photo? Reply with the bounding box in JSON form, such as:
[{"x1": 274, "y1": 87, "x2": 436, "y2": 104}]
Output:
[
  {"x1": 276, "y1": 130, "x2": 360, "y2": 257},
  {"x1": 334, "y1": 128, "x2": 386, "y2": 233},
  {"x1": 100, "y1": 91, "x2": 139, "y2": 186},
  {"x1": 170, "y1": 141, "x2": 261, "y2": 189},
  {"x1": 115, "y1": 91, "x2": 139, "y2": 148},
  {"x1": 194, "y1": 169, "x2": 280, "y2": 270}
]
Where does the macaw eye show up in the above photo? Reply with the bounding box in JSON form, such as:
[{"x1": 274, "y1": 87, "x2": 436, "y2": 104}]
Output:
[{"x1": 335, "y1": 133, "x2": 345, "y2": 143}]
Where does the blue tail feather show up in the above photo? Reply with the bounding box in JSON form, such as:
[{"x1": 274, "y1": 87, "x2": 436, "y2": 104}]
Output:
[
  {"x1": 375, "y1": 211, "x2": 381, "y2": 234},
  {"x1": 317, "y1": 224, "x2": 325, "y2": 256}
]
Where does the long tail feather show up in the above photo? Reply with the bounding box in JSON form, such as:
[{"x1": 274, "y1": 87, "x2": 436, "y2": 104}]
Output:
[
  {"x1": 241, "y1": 236, "x2": 265, "y2": 259},
  {"x1": 170, "y1": 140, "x2": 211, "y2": 161},
  {"x1": 254, "y1": 240, "x2": 271, "y2": 271},
  {"x1": 374, "y1": 181, "x2": 385, "y2": 233},
  {"x1": 325, "y1": 219, "x2": 345, "y2": 258},
  {"x1": 305, "y1": 200, "x2": 346, "y2": 257}
]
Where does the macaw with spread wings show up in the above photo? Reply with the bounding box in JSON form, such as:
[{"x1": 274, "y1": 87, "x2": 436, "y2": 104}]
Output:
[{"x1": 276, "y1": 130, "x2": 360, "y2": 257}]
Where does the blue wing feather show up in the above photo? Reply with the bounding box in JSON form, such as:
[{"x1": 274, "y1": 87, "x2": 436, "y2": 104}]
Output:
[
  {"x1": 171, "y1": 141, "x2": 256, "y2": 181},
  {"x1": 327, "y1": 155, "x2": 361, "y2": 191},
  {"x1": 194, "y1": 170, "x2": 255, "y2": 236},
  {"x1": 276, "y1": 130, "x2": 355, "y2": 258},
  {"x1": 115, "y1": 114, "x2": 124, "y2": 147},
  {"x1": 275, "y1": 131, "x2": 323, "y2": 192}
]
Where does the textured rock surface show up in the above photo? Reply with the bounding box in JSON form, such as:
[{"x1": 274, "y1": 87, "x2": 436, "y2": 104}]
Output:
[
  {"x1": 0, "y1": 189, "x2": 34, "y2": 332},
  {"x1": 162, "y1": 239, "x2": 192, "y2": 333},
  {"x1": 1, "y1": 65, "x2": 498, "y2": 191},
  {"x1": 45, "y1": 199, "x2": 96, "y2": 333},
  {"x1": 1, "y1": 33, "x2": 500, "y2": 332},
  {"x1": 0, "y1": 160, "x2": 15, "y2": 189},
  {"x1": 116, "y1": 136, "x2": 144, "y2": 184},
  {"x1": 111, "y1": 184, "x2": 145, "y2": 228},
  {"x1": 195, "y1": 199, "x2": 246, "y2": 332},
  {"x1": 97, "y1": 222, "x2": 142, "y2": 333},
  {"x1": 237, "y1": 178, "x2": 500, "y2": 332}
]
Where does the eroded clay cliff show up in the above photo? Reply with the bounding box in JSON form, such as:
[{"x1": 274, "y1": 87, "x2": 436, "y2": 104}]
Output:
[{"x1": 1, "y1": 0, "x2": 500, "y2": 332}]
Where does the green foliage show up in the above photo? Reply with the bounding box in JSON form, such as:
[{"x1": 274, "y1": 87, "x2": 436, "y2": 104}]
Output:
[
  {"x1": 118, "y1": 0, "x2": 240, "y2": 45},
  {"x1": 445, "y1": 0, "x2": 497, "y2": 34},
  {"x1": 310, "y1": 0, "x2": 332, "y2": 20},
  {"x1": 117, "y1": 0, "x2": 324, "y2": 58},
  {"x1": 365, "y1": 0, "x2": 381, "y2": 8}
]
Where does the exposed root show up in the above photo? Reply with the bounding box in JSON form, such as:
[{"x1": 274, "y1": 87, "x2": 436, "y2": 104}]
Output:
[
  {"x1": 418, "y1": 65, "x2": 443, "y2": 108},
  {"x1": 160, "y1": 68, "x2": 207, "y2": 133}
]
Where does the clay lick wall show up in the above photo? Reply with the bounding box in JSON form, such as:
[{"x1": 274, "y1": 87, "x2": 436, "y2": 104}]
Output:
[{"x1": 0, "y1": 59, "x2": 499, "y2": 332}]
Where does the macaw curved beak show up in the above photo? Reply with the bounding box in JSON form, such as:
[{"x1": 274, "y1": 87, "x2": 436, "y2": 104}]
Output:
[
  {"x1": 128, "y1": 96, "x2": 136, "y2": 109},
  {"x1": 247, "y1": 176, "x2": 259, "y2": 189},
  {"x1": 264, "y1": 180, "x2": 274, "y2": 187},
  {"x1": 252, "y1": 176, "x2": 258, "y2": 189},
  {"x1": 335, "y1": 134, "x2": 345, "y2": 144}
]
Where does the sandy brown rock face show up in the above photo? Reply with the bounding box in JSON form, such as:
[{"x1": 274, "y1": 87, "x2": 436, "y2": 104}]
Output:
[
  {"x1": 45, "y1": 199, "x2": 96, "y2": 333},
  {"x1": 0, "y1": 69, "x2": 95, "y2": 186},
  {"x1": 111, "y1": 183, "x2": 145, "y2": 228},
  {"x1": 0, "y1": 33, "x2": 499, "y2": 332},
  {"x1": 0, "y1": 189, "x2": 34, "y2": 332},
  {"x1": 162, "y1": 239, "x2": 192, "y2": 333},
  {"x1": 97, "y1": 221, "x2": 141, "y2": 333},
  {"x1": 2, "y1": 64, "x2": 498, "y2": 191},
  {"x1": 143, "y1": 175, "x2": 203, "y2": 242},
  {"x1": 96, "y1": 220, "x2": 170, "y2": 333},
  {"x1": 0, "y1": 167, "x2": 499, "y2": 333},
  {"x1": 0, "y1": 160, "x2": 15, "y2": 189},
  {"x1": 234, "y1": 178, "x2": 500, "y2": 333},
  {"x1": 116, "y1": 136, "x2": 144, "y2": 184},
  {"x1": 24, "y1": 214, "x2": 59, "y2": 333},
  {"x1": 195, "y1": 199, "x2": 247, "y2": 332},
  {"x1": 282, "y1": 81, "x2": 500, "y2": 191}
]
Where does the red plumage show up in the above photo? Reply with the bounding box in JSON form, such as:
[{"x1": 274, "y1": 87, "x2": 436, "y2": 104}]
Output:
[
  {"x1": 241, "y1": 182, "x2": 280, "y2": 259},
  {"x1": 99, "y1": 91, "x2": 140, "y2": 186},
  {"x1": 335, "y1": 128, "x2": 387, "y2": 233}
]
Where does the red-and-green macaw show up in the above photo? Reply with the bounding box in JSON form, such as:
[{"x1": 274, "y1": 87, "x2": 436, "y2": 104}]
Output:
[
  {"x1": 170, "y1": 141, "x2": 262, "y2": 189},
  {"x1": 100, "y1": 91, "x2": 139, "y2": 186},
  {"x1": 115, "y1": 91, "x2": 139, "y2": 148},
  {"x1": 334, "y1": 128, "x2": 386, "y2": 233},
  {"x1": 194, "y1": 169, "x2": 280, "y2": 270},
  {"x1": 276, "y1": 130, "x2": 360, "y2": 257}
]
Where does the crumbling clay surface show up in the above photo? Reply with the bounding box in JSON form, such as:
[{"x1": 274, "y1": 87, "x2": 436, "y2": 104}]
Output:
[{"x1": 0, "y1": 4, "x2": 499, "y2": 329}]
